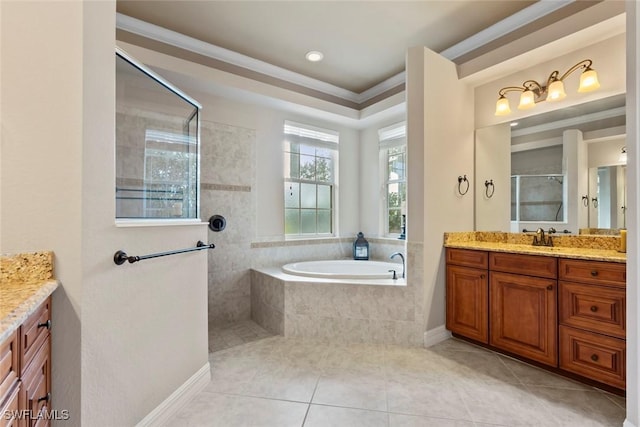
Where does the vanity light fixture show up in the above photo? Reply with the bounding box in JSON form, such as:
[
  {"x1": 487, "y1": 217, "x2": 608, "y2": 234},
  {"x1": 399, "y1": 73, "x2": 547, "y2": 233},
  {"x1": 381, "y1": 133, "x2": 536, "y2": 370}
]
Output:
[
  {"x1": 494, "y1": 59, "x2": 600, "y2": 116},
  {"x1": 619, "y1": 146, "x2": 627, "y2": 164},
  {"x1": 305, "y1": 50, "x2": 324, "y2": 62}
]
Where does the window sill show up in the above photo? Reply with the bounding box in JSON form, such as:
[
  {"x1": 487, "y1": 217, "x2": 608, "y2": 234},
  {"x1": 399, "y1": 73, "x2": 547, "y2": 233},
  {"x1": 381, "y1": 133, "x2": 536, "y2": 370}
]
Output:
[{"x1": 115, "y1": 219, "x2": 207, "y2": 228}]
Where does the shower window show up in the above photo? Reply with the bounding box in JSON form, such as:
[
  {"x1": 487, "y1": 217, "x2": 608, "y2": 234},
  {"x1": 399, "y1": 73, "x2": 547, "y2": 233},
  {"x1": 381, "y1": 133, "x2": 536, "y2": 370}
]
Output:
[
  {"x1": 379, "y1": 122, "x2": 406, "y2": 237},
  {"x1": 284, "y1": 121, "x2": 338, "y2": 236},
  {"x1": 115, "y1": 48, "x2": 201, "y2": 220}
]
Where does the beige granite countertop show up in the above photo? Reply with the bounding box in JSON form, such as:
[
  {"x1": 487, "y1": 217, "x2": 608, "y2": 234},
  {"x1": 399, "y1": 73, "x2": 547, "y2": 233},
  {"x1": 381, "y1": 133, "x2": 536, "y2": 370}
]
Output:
[
  {"x1": 0, "y1": 251, "x2": 59, "y2": 343},
  {"x1": 444, "y1": 232, "x2": 626, "y2": 263}
]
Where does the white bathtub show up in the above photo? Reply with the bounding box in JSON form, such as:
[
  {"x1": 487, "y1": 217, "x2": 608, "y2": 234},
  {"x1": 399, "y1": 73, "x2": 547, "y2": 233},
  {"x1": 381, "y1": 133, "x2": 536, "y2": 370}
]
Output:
[{"x1": 282, "y1": 259, "x2": 402, "y2": 279}]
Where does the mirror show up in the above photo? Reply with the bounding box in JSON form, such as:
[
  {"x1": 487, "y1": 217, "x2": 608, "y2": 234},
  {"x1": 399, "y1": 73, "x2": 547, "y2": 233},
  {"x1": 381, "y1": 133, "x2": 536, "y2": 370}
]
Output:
[{"x1": 475, "y1": 94, "x2": 626, "y2": 233}]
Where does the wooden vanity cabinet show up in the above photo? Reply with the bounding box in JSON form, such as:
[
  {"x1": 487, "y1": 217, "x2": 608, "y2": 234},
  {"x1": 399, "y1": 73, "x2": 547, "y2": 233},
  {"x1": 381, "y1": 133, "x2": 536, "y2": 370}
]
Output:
[
  {"x1": 446, "y1": 249, "x2": 627, "y2": 392},
  {"x1": 558, "y1": 259, "x2": 626, "y2": 389},
  {"x1": 489, "y1": 270, "x2": 557, "y2": 366},
  {"x1": 0, "y1": 297, "x2": 52, "y2": 427},
  {"x1": 445, "y1": 249, "x2": 489, "y2": 343}
]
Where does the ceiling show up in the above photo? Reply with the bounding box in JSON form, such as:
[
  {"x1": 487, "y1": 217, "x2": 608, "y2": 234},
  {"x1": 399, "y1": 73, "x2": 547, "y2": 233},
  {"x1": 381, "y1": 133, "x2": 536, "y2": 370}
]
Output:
[{"x1": 116, "y1": 0, "x2": 570, "y2": 94}]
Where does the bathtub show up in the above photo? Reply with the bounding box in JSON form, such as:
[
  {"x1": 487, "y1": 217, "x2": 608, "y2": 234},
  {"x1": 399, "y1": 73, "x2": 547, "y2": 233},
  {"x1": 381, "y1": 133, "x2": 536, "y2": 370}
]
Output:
[{"x1": 282, "y1": 259, "x2": 402, "y2": 279}]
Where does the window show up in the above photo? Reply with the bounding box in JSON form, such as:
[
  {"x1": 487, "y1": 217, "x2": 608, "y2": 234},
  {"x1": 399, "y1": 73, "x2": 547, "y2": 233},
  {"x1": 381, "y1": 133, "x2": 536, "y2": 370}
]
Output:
[
  {"x1": 284, "y1": 121, "x2": 338, "y2": 236},
  {"x1": 115, "y1": 49, "x2": 200, "y2": 220},
  {"x1": 379, "y1": 122, "x2": 407, "y2": 236}
]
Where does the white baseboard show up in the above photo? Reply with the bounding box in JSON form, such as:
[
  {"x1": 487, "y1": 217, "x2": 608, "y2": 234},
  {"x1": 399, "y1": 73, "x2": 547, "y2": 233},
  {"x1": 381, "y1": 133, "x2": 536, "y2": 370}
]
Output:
[
  {"x1": 136, "y1": 362, "x2": 211, "y2": 427},
  {"x1": 624, "y1": 420, "x2": 637, "y2": 427},
  {"x1": 423, "y1": 325, "x2": 452, "y2": 347}
]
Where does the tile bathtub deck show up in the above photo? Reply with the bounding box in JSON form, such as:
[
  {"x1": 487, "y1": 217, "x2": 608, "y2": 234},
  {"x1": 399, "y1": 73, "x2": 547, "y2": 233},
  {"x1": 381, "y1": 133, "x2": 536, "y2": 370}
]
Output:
[{"x1": 174, "y1": 331, "x2": 626, "y2": 426}]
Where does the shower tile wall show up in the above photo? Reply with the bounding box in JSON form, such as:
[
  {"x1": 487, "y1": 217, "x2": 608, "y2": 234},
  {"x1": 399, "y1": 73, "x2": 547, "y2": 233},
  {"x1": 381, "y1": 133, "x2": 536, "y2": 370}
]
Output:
[{"x1": 201, "y1": 120, "x2": 256, "y2": 326}]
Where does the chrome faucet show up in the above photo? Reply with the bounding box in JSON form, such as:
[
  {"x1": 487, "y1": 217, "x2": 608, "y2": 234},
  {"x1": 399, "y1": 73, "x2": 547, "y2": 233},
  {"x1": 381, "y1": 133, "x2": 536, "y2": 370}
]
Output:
[
  {"x1": 390, "y1": 252, "x2": 405, "y2": 278},
  {"x1": 532, "y1": 227, "x2": 553, "y2": 247}
]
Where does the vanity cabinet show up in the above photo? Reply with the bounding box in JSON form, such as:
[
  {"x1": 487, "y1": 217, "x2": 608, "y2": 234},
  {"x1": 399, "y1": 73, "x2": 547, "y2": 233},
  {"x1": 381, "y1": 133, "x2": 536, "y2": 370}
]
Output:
[
  {"x1": 0, "y1": 297, "x2": 52, "y2": 427},
  {"x1": 445, "y1": 248, "x2": 626, "y2": 391},
  {"x1": 489, "y1": 270, "x2": 557, "y2": 366},
  {"x1": 446, "y1": 249, "x2": 488, "y2": 343},
  {"x1": 558, "y1": 259, "x2": 626, "y2": 389}
]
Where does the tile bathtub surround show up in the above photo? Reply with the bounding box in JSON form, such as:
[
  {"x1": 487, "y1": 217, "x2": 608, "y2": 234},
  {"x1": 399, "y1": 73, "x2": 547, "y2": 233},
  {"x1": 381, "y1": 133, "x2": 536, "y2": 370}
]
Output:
[
  {"x1": 172, "y1": 334, "x2": 625, "y2": 426},
  {"x1": 251, "y1": 268, "x2": 423, "y2": 346}
]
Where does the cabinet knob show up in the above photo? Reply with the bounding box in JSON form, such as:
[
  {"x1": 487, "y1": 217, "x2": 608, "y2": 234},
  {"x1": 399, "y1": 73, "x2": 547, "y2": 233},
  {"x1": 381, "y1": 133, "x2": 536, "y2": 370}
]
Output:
[
  {"x1": 480, "y1": 274, "x2": 486, "y2": 279},
  {"x1": 590, "y1": 306, "x2": 598, "y2": 312},
  {"x1": 591, "y1": 354, "x2": 599, "y2": 362},
  {"x1": 590, "y1": 270, "x2": 598, "y2": 277},
  {"x1": 37, "y1": 320, "x2": 51, "y2": 330},
  {"x1": 546, "y1": 285, "x2": 553, "y2": 291},
  {"x1": 37, "y1": 392, "x2": 51, "y2": 403}
]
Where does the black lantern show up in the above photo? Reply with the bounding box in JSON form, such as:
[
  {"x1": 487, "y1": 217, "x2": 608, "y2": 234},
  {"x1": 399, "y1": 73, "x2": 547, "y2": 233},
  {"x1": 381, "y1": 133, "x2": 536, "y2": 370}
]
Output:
[{"x1": 353, "y1": 232, "x2": 369, "y2": 260}]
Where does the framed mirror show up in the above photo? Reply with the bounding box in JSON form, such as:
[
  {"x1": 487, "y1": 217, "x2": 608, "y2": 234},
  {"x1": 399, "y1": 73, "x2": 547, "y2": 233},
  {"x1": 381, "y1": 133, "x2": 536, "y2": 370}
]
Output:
[{"x1": 475, "y1": 94, "x2": 626, "y2": 234}]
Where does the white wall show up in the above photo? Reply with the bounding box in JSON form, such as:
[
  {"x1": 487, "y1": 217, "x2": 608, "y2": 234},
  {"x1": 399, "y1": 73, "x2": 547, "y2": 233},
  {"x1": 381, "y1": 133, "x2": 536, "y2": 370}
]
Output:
[
  {"x1": 475, "y1": 124, "x2": 511, "y2": 231},
  {"x1": 588, "y1": 136, "x2": 627, "y2": 168},
  {"x1": 406, "y1": 47, "x2": 474, "y2": 330},
  {"x1": 1, "y1": 2, "x2": 209, "y2": 425},
  {"x1": 625, "y1": 3, "x2": 639, "y2": 426}
]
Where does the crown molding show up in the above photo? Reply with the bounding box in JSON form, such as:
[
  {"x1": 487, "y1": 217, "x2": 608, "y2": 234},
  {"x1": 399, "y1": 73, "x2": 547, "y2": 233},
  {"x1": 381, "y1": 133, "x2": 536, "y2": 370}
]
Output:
[
  {"x1": 116, "y1": 13, "x2": 362, "y2": 103},
  {"x1": 116, "y1": 2, "x2": 573, "y2": 106},
  {"x1": 440, "y1": 0, "x2": 574, "y2": 60}
]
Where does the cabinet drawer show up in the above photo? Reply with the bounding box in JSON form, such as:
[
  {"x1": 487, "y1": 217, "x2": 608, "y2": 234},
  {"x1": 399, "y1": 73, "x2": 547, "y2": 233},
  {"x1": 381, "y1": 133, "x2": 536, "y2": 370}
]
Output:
[
  {"x1": 489, "y1": 252, "x2": 557, "y2": 278},
  {"x1": 446, "y1": 248, "x2": 488, "y2": 269},
  {"x1": 559, "y1": 326, "x2": 625, "y2": 390},
  {"x1": 558, "y1": 259, "x2": 626, "y2": 288},
  {"x1": 0, "y1": 330, "x2": 19, "y2": 406},
  {"x1": 21, "y1": 339, "x2": 51, "y2": 427},
  {"x1": 559, "y1": 281, "x2": 625, "y2": 339},
  {"x1": 21, "y1": 297, "x2": 51, "y2": 375},
  {"x1": 0, "y1": 382, "x2": 20, "y2": 427}
]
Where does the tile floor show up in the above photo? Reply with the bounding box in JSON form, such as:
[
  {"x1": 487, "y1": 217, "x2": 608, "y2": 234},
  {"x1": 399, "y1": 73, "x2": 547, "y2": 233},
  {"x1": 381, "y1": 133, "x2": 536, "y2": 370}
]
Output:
[{"x1": 175, "y1": 321, "x2": 626, "y2": 426}]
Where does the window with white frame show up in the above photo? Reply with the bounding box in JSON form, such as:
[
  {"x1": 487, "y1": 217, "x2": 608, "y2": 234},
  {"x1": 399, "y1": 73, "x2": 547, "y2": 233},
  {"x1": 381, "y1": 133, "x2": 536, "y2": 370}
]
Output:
[
  {"x1": 284, "y1": 121, "x2": 338, "y2": 236},
  {"x1": 379, "y1": 122, "x2": 407, "y2": 236}
]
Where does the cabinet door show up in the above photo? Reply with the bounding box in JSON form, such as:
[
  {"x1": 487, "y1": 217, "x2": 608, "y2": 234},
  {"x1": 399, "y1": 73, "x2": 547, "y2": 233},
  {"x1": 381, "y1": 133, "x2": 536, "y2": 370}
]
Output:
[
  {"x1": 446, "y1": 265, "x2": 488, "y2": 343},
  {"x1": 490, "y1": 271, "x2": 557, "y2": 366},
  {"x1": 20, "y1": 340, "x2": 50, "y2": 427}
]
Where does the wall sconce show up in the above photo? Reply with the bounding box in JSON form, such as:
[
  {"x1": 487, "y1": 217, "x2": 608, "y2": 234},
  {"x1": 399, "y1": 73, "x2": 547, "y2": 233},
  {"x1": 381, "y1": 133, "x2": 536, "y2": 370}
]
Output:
[
  {"x1": 619, "y1": 146, "x2": 627, "y2": 164},
  {"x1": 495, "y1": 59, "x2": 600, "y2": 116}
]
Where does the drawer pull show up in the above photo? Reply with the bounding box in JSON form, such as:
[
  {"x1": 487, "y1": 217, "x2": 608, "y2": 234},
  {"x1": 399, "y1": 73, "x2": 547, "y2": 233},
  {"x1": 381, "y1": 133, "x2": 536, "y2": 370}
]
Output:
[
  {"x1": 546, "y1": 285, "x2": 553, "y2": 291},
  {"x1": 37, "y1": 393, "x2": 50, "y2": 403},
  {"x1": 591, "y1": 354, "x2": 599, "y2": 362},
  {"x1": 480, "y1": 274, "x2": 486, "y2": 279},
  {"x1": 590, "y1": 306, "x2": 598, "y2": 312},
  {"x1": 37, "y1": 320, "x2": 51, "y2": 330},
  {"x1": 590, "y1": 270, "x2": 598, "y2": 277}
]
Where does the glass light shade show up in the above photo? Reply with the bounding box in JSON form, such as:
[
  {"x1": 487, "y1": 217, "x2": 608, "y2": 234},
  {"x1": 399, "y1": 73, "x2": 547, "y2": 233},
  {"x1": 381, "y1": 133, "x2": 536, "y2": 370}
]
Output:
[
  {"x1": 546, "y1": 80, "x2": 567, "y2": 101},
  {"x1": 517, "y1": 90, "x2": 536, "y2": 110},
  {"x1": 495, "y1": 97, "x2": 511, "y2": 116},
  {"x1": 578, "y1": 69, "x2": 600, "y2": 92}
]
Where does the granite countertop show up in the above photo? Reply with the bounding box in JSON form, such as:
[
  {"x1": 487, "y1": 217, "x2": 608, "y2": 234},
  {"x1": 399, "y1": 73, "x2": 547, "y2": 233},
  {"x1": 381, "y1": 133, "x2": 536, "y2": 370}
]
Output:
[
  {"x1": 444, "y1": 232, "x2": 626, "y2": 263},
  {"x1": 0, "y1": 251, "x2": 59, "y2": 343}
]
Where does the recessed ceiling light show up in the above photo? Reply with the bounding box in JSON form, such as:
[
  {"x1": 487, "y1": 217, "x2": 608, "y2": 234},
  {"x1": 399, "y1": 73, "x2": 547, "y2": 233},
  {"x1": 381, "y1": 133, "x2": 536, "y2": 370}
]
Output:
[
  {"x1": 510, "y1": 122, "x2": 519, "y2": 127},
  {"x1": 305, "y1": 51, "x2": 324, "y2": 62}
]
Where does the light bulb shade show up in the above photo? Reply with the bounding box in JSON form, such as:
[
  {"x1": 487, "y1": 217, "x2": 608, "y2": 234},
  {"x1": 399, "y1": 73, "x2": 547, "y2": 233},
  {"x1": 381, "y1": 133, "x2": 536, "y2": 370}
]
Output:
[
  {"x1": 495, "y1": 97, "x2": 511, "y2": 116},
  {"x1": 578, "y1": 69, "x2": 600, "y2": 92},
  {"x1": 517, "y1": 90, "x2": 536, "y2": 110},
  {"x1": 546, "y1": 80, "x2": 567, "y2": 101}
]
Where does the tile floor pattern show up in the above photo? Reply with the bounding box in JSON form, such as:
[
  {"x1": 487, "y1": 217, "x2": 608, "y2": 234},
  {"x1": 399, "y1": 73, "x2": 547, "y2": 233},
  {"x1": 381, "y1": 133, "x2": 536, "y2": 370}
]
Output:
[
  {"x1": 176, "y1": 322, "x2": 626, "y2": 426},
  {"x1": 208, "y1": 320, "x2": 274, "y2": 352}
]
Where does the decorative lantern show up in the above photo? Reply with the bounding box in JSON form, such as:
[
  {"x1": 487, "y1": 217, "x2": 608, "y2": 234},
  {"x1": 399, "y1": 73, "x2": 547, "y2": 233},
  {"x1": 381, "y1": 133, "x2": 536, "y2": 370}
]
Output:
[{"x1": 353, "y1": 232, "x2": 369, "y2": 260}]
